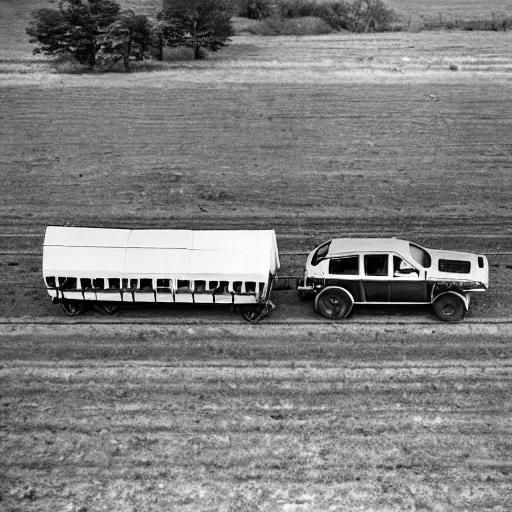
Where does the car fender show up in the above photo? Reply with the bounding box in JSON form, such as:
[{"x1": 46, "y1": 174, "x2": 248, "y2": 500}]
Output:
[
  {"x1": 315, "y1": 286, "x2": 355, "y2": 313},
  {"x1": 433, "y1": 291, "x2": 469, "y2": 311}
]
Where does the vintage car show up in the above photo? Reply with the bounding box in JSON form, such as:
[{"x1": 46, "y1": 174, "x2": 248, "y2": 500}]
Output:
[
  {"x1": 298, "y1": 238, "x2": 488, "y2": 322},
  {"x1": 43, "y1": 226, "x2": 280, "y2": 322}
]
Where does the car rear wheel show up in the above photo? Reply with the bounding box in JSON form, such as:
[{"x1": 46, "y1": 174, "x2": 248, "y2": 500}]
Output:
[
  {"x1": 433, "y1": 293, "x2": 466, "y2": 322},
  {"x1": 60, "y1": 300, "x2": 86, "y2": 316},
  {"x1": 315, "y1": 288, "x2": 353, "y2": 320}
]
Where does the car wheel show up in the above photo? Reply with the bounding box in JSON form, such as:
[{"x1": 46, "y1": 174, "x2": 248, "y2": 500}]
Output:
[
  {"x1": 315, "y1": 288, "x2": 353, "y2": 320},
  {"x1": 433, "y1": 293, "x2": 466, "y2": 322},
  {"x1": 60, "y1": 300, "x2": 86, "y2": 316},
  {"x1": 95, "y1": 303, "x2": 120, "y2": 315}
]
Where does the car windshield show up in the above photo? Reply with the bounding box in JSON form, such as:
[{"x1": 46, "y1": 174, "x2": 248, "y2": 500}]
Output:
[
  {"x1": 409, "y1": 243, "x2": 431, "y2": 268},
  {"x1": 312, "y1": 241, "x2": 331, "y2": 266}
]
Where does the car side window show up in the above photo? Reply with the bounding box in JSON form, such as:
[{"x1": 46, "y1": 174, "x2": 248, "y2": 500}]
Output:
[
  {"x1": 364, "y1": 255, "x2": 388, "y2": 277},
  {"x1": 393, "y1": 255, "x2": 419, "y2": 277},
  {"x1": 393, "y1": 256, "x2": 404, "y2": 275},
  {"x1": 329, "y1": 256, "x2": 359, "y2": 275}
]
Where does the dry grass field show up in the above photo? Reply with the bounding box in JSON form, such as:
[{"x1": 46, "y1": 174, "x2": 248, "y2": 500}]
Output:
[
  {"x1": 1, "y1": 3, "x2": 512, "y2": 510},
  {"x1": 1, "y1": 33, "x2": 512, "y2": 234},
  {"x1": 1, "y1": 323, "x2": 512, "y2": 511},
  {"x1": 387, "y1": 0, "x2": 512, "y2": 21}
]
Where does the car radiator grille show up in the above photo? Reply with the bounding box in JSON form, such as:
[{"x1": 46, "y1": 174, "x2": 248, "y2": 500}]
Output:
[{"x1": 438, "y1": 259, "x2": 471, "y2": 273}]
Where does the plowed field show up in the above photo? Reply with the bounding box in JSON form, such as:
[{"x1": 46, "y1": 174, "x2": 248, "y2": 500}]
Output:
[
  {"x1": 1, "y1": 323, "x2": 512, "y2": 511},
  {"x1": 1, "y1": 30, "x2": 511, "y2": 511},
  {"x1": 2, "y1": 33, "x2": 512, "y2": 318}
]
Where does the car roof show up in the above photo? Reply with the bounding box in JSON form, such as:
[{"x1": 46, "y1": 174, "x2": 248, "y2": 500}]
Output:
[{"x1": 327, "y1": 238, "x2": 411, "y2": 257}]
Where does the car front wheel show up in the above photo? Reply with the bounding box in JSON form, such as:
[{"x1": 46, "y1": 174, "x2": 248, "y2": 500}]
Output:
[
  {"x1": 315, "y1": 287, "x2": 353, "y2": 320},
  {"x1": 433, "y1": 293, "x2": 466, "y2": 322}
]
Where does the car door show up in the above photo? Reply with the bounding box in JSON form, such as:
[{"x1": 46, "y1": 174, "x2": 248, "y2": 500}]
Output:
[
  {"x1": 325, "y1": 255, "x2": 363, "y2": 301},
  {"x1": 389, "y1": 255, "x2": 428, "y2": 302},
  {"x1": 362, "y1": 253, "x2": 390, "y2": 302}
]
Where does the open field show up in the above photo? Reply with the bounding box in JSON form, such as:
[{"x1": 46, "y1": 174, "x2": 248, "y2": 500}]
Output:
[
  {"x1": 2, "y1": 34, "x2": 512, "y2": 229},
  {"x1": 1, "y1": 20, "x2": 512, "y2": 512},
  {"x1": 1, "y1": 323, "x2": 512, "y2": 511}
]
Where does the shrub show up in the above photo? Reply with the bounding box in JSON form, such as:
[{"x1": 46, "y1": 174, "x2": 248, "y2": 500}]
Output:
[
  {"x1": 242, "y1": 15, "x2": 332, "y2": 35},
  {"x1": 235, "y1": 0, "x2": 397, "y2": 33},
  {"x1": 275, "y1": 0, "x2": 395, "y2": 32},
  {"x1": 462, "y1": 17, "x2": 512, "y2": 31},
  {"x1": 345, "y1": 0, "x2": 396, "y2": 32},
  {"x1": 238, "y1": 0, "x2": 275, "y2": 19},
  {"x1": 418, "y1": 15, "x2": 512, "y2": 31},
  {"x1": 277, "y1": 0, "x2": 319, "y2": 18},
  {"x1": 315, "y1": 1, "x2": 351, "y2": 31}
]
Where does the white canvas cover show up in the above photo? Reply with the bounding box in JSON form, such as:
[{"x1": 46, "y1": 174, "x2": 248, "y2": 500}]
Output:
[
  {"x1": 127, "y1": 230, "x2": 192, "y2": 249},
  {"x1": 43, "y1": 226, "x2": 131, "y2": 248},
  {"x1": 43, "y1": 246, "x2": 126, "y2": 276},
  {"x1": 43, "y1": 226, "x2": 280, "y2": 282},
  {"x1": 124, "y1": 248, "x2": 191, "y2": 275}
]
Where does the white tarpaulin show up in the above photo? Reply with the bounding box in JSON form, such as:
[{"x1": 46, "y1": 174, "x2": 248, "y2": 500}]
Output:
[
  {"x1": 43, "y1": 226, "x2": 280, "y2": 281},
  {"x1": 127, "y1": 230, "x2": 192, "y2": 249},
  {"x1": 124, "y1": 248, "x2": 191, "y2": 275},
  {"x1": 43, "y1": 246, "x2": 126, "y2": 276},
  {"x1": 43, "y1": 226, "x2": 131, "y2": 248}
]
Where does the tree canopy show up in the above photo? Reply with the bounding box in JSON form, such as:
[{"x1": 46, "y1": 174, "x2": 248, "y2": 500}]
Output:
[
  {"x1": 27, "y1": 0, "x2": 235, "y2": 68},
  {"x1": 27, "y1": 0, "x2": 152, "y2": 70},
  {"x1": 27, "y1": 0, "x2": 121, "y2": 66},
  {"x1": 158, "y1": 0, "x2": 233, "y2": 59},
  {"x1": 97, "y1": 10, "x2": 153, "y2": 71}
]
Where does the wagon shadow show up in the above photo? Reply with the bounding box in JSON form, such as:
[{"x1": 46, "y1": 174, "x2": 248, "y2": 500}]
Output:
[{"x1": 86, "y1": 302, "x2": 239, "y2": 321}]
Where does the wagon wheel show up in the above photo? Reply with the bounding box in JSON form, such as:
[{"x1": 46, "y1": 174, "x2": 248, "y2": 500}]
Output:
[
  {"x1": 240, "y1": 304, "x2": 268, "y2": 323},
  {"x1": 94, "y1": 303, "x2": 120, "y2": 315},
  {"x1": 60, "y1": 300, "x2": 86, "y2": 316},
  {"x1": 314, "y1": 288, "x2": 353, "y2": 320},
  {"x1": 433, "y1": 293, "x2": 466, "y2": 322}
]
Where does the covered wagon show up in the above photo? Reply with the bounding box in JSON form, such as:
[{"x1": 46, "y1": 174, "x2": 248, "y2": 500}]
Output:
[{"x1": 43, "y1": 226, "x2": 280, "y2": 322}]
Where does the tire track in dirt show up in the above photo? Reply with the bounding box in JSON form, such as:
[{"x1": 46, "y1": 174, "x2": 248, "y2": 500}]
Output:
[{"x1": 1, "y1": 322, "x2": 511, "y2": 361}]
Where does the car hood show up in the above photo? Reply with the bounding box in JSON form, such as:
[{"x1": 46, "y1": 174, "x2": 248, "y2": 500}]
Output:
[{"x1": 426, "y1": 248, "x2": 488, "y2": 288}]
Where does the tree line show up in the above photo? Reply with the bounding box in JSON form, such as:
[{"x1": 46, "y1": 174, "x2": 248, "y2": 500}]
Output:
[
  {"x1": 27, "y1": 0, "x2": 397, "y2": 71},
  {"x1": 27, "y1": 0, "x2": 233, "y2": 71}
]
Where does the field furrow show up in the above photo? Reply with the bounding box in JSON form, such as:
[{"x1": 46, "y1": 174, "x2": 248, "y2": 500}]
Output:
[{"x1": 1, "y1": 327, "x2": 511, "y2": 511}]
